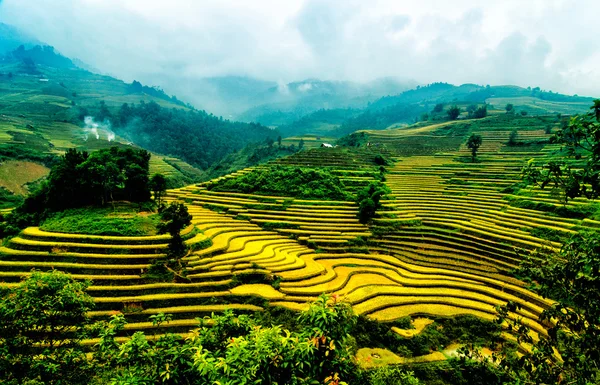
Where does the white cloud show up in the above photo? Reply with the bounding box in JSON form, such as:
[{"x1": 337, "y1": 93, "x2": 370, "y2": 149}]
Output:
[{"x1": 1, "y1": 0, "x2": 598, "y2": 100}]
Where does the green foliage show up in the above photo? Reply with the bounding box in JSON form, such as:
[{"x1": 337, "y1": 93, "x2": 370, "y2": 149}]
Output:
[
  {"x1": 466, "y1": 134, "x2": 482, "y2": 162},
  {"x1": 1, "y1": 147, "x2": 152, "y2": 238},
  {"x1": 208, "y1": 166, "x2": 354, "y2": 201},
  {"x1": 433, "y1": 103, "x2": 444, "y2": 113},
  {"x1": 505, "y1": 197, "x2": 598, "y2": 219},
  {"x1": 94, "y1": 294, "x2": 365, "y2": 385},
  {"x1": 373, "y1": 154, "x2": 391, "y2": 166},
  {"x1": 202, "y1": 143, "x2": 299, "y2": 181},
  {"x1": 356, "y1": 182, "x2": 391, "y2": 224},
  {"x1": 335, "y1": 103, "x2": 426, "y2": 136},
  {"x1": 113, "y1": 101, "x2": 278, "y2": 169},
  {"x1": 0, "y1": 270, "x2": 95, "y2": 385},
  {"x1": 523, "y1": 100, "x2": 600, "y2": 202},
  {"x1": 468, "y1": 231, "x2": 600, "y2": 385},
  {"x1": 41, "y1": 205, "x2": 160, "y2": 236},
  {"x1": 507, "y1": 129, "x2": 518, "y2": 145},
  {"x1": 337, "y1": 132, "x2": 370, "y2": 147},
  {"x1": 0, "y1": 144, "x2": 59, "y2": 168},
  {"x1": 0, "y1": 186, "x2": 23, "y2": 209},
  {"x1": 150, "y1": 173, "x2": 168, "y2": 207},
  {"x1": 368, "y1": 366, "x2": 421, "y2": 385},
  {"x1": 157, "y1": 202, "x2": 192, "y2": 258},
  {"x1": 472, "y1": 105, "x2": 487, "y2": 119},
  {"x1": 447, "y1": 105, "x2": 461, "y2": 120},
  {"x1": 505, "y1": 103, "x2": 514, "y2": 113}
]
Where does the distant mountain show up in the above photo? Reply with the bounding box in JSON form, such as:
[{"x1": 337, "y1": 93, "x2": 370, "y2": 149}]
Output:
[
  {"x1": 277, "y1": 82, "x2": 598, "y2": 139},
  {"x1": 152, "y1": 75, "x2": 416, "y2": 122},
  {"x1": 236, "y1": 77, "x2": 417, "y2": 125},
  {"x1": 0, "y1": 22, "x2": 42, "y2": 54},
  {"x1": 368, "y1": 82, "x2": 595, "y2": 111}
]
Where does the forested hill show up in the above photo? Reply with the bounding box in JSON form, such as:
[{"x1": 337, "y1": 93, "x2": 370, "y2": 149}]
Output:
[
  {"x1": 276, "y1": 82, "x2": 597, "y2": 139},
  {"x1": 106, "y1": 101, "x2": 277, "y2": 169},
  {"x1": 0, "y1": 45, "x2": 278, "y2": 171}
]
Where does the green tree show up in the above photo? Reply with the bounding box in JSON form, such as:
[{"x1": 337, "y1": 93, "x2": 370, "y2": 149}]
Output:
[
  {"x1": 150, "y1": 173, "x2": 168, "y2": 207},
  {"x1": 523, "y1": 100, "x2": 600, "y2": 202},
  {"x1": 0, "y1": 271, "x2": 95, "y2": 385},
  {"x1": 433, "y1": 103, "x2": 444, "y2": 113},
  {"x1": 94, "y1": 294, "x2": 394, "y2": 385},
  {"x1": 466, "y1": 134, "x2": 483, "y2": 162},
  {"x1": 298, "y1": 138, "x2": 305, "y2": 150},
  {"x1": 505, "y1": 103, "x2": 514, "y2": 113},
  {"x1": 277, "y1": 135, "x2": 282, "y2": 147},
  {"x1": 357, "y1": 182, "x2": 391, "y2": 224},
  {"x1": 473, "y1": 105, "x2": 488, "y2": 119},
  {"x1": 466, "y1": 104, "x2": 478, "y2": 117},
  {"x1": 507, "y1": 129, "x2": 518, "y2": 145},
  {"x1": 447, "y1": 105, "x2": 461, "y2": 120},
  {"x1": 158, "y1": 202, "x2": 192, "y2": 259}
]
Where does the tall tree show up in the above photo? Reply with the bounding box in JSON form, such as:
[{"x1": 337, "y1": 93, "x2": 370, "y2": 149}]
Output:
[
  {"x1": 150, "y1": 173, "x2": 168, "y2": 207},
  {"x1": 447, "y1": 105, "x2": 461, "y2": 120},
  {"x1": 466, "y1": 134, "x2": 483, "y2": 162}
]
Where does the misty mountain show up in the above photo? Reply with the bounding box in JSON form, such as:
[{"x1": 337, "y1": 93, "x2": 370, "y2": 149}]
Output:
[
  {"x1": 236, "y1": 77, "x2": 417, "y2": 125},
  {"x1": 151, "y1": 75, "x2": 416, "y2": 124},
  {"x1": 368, "y1": 82, "x2": 594, "y2": 111},
  {"x1": 0, "y1": 22, "x2": 41, "y2": 54}
]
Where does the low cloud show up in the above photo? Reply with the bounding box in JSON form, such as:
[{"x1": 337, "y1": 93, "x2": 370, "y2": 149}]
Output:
[{"x1": 1, "y1": 0, "x2": 598, "y2": 109}]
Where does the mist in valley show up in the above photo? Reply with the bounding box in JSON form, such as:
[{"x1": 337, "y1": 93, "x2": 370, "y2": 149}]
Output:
[{"x1": 1, "y1": 0, "x2": 599, "y2": 117}]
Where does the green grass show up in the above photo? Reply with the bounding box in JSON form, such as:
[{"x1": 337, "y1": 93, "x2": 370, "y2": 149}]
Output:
[{"x1": 40, "y1": 204, "x2": 160, "y2": 236}]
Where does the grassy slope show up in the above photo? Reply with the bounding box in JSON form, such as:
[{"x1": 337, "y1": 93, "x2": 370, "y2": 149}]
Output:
[
  {"x1": 0, "y1": 160, "x2": 48, "y2": 195},
  {"x1": 0, "y1": 62, "x2": 202, "y2": 191},
  {"x1": 40, "y1": 204, "x2": 160, "y2": 236}
]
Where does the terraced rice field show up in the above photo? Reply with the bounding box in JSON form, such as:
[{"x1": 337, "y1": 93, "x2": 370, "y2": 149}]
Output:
[{"x1": 0, "y1": 117, "x2": 589, "y2": 354}]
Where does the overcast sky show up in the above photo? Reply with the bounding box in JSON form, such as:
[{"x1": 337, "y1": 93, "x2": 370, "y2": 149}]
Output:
[{"x1": 1, "y1": 0, "x2": 599, "y2": 97}]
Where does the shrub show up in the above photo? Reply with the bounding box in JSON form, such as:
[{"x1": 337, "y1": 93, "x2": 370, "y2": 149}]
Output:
[
  {"x1": 357, "y1": 182, "x2": 391, "y2": 223},
  {"x1": 207, "y1": 166, "x2": 354, "y2": 201}
]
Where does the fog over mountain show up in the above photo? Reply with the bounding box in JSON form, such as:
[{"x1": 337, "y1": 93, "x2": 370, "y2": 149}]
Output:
[{"x1": 1, "y1": 0, "x2": 598, "y2": 114}]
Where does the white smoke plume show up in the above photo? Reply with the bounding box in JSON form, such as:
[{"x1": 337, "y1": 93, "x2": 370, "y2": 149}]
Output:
[{"x1": 83, "y1": 116, "x2": 116, "y2": 142}]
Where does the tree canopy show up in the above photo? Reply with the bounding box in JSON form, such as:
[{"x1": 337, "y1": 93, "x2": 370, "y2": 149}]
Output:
[
  {"x1": 466, "y1": 134, "x2": 482, "y2": 162},
  {"x1": 111, "y1": 101, "x2": 278, "y2": 169},
  {"x1": 523, "y1": 100, "x2": 600, "y2": 202}
]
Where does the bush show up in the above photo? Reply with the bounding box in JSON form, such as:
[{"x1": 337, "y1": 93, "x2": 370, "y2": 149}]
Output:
[
  {"x1": 40, "y1": 205, "x2": 160, "y2": 236},
  {"x1": 208, "y1": 166, "x2": 354, "y2": 201},
  {"x1": 357, "y1": 182, "x2": 391, "y2": 223}
]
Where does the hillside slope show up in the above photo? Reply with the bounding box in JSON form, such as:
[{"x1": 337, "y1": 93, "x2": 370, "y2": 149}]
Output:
[{"x1": 0, "y1": 46, "x2": 281, "y2": 198}]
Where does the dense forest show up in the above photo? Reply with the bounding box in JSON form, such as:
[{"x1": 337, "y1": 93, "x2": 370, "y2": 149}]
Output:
[{"x1": 95, "y1": 101, "x2": 279, "y2": 170}]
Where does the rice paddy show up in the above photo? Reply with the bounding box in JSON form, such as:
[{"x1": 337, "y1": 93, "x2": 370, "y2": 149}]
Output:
[{"x1": 0, "y1": 114, "x2": 592, "y2": 364}]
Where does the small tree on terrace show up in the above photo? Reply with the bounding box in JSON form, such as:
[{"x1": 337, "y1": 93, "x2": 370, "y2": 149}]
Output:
[
  {"x1": 507, "y1": 129, "x2": 518, "y2": 145},
  {"x1": 150, "y1": 173, "x2": 168, "y2": 207},
  {"x1": 505, "y1": 103, "x2": 514, "y2": 113},
  {"x1": 158, "y1": 202, "x2": 192, "y2": 260},
  {"x1": 466, "y1": 134, "x2": 482, "y2": 162},
  {"x1": 277, "y1": 135, "x2": 282, "y2": 147},
  {"x1": 447, "y1": 105, "x2": 461, "y2": 120},
  {"x1": 298, "y1": 138, "x2": 305, "y2": 150},
  {"x1": 357, "y1": 182, "x2": 390, "y2": 224}
]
